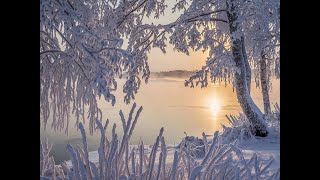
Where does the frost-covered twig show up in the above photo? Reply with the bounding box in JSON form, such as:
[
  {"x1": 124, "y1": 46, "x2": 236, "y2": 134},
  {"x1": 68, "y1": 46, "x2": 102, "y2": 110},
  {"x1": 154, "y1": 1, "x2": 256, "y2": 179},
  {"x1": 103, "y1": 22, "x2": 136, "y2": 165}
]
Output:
[{"x1": 41, "y1": 104, "x2": 279, "y2": 179}]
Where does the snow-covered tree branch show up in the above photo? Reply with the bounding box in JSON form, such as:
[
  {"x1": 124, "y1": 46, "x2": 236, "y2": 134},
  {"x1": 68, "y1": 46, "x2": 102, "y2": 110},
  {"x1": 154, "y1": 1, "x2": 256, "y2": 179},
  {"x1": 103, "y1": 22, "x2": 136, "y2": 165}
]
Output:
[
  {"x1": 40, "y1": 0, "x2": 167, "y2": 134},
  {"x1": 144, "y1": 0, "x2": 280, "y2": 136},
  {"x1": 40, "y1": 0, "x2": 280, "y2": 137}
]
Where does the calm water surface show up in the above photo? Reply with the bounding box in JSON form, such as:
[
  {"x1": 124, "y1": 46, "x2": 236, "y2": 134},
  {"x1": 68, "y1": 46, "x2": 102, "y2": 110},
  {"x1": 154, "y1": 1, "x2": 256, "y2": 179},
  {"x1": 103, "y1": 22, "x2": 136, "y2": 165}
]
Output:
[{"x1": 40, "y1": 77, "x2": 280, "y2": 164}]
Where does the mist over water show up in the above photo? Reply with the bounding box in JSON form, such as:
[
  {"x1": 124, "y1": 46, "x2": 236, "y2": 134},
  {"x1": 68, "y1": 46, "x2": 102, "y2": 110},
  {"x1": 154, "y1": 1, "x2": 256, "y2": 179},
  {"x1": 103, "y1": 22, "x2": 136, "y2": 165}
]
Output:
[{"x1": 41, "y1": 75, "x2": 279, "y2": 164}]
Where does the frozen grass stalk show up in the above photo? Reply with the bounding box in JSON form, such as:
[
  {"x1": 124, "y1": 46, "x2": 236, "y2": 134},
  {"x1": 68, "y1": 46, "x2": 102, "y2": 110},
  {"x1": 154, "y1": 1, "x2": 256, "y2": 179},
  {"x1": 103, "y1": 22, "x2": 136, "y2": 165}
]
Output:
[
  {"x1": 79, "y1": 122, "x2": 93, "y2": 180},
  {"x1": 41, "y1": 104, "x2": 279, "y2": 179}
]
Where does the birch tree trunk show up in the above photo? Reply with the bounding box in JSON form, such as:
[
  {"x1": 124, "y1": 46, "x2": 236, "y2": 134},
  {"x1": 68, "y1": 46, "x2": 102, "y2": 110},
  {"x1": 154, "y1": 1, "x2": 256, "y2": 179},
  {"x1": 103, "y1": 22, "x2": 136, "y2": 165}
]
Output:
[
  {"x1": 260, "y1": 50, "x2": 271, "y2": 116},
  {"x1": 227, "y1": 0, "x2": 268, "y2": 137},
  {"x1": 241, "y1": 36, "x2": 251, "y2": 95}
]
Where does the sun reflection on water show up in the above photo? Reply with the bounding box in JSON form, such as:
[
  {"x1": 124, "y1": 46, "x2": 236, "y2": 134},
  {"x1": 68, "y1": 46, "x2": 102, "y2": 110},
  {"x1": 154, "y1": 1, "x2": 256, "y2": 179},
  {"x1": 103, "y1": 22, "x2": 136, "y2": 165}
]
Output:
[{"x1": 210, "y1": 97, "x2": 221, "y2": 116}]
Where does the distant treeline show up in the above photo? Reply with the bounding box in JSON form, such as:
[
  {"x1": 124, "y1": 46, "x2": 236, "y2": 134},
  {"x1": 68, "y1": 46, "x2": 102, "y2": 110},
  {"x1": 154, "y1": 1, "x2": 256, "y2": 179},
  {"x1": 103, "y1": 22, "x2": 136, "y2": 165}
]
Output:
[{"x1": 151, "y1": 70, "x2": 196, "y2": 78}]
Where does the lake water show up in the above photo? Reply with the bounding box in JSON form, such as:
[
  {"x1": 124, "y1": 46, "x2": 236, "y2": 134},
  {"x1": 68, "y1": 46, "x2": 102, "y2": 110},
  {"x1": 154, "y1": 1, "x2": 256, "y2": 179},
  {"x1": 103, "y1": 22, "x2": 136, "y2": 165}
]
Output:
[{"x1": 40, "y1": 77, "x2": 280, "y2": 164}]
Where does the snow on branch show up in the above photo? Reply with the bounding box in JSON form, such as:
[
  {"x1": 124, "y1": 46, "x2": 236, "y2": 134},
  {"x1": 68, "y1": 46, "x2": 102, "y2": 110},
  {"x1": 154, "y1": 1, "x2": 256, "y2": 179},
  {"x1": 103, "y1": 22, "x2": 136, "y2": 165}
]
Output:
[
  {"x1": 40, "y1": 0, "x2": 168, "y2": 134},
  {"x1": 40, "y1": 0, "x2": 280, "y2": 135}
]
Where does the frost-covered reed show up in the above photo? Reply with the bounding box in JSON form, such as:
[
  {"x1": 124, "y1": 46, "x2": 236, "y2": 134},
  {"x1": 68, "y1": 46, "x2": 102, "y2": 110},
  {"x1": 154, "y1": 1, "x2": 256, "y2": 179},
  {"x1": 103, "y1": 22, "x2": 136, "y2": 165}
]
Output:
[{"x1": 40, "y1": 103, "x2": 280, "y2": 179}]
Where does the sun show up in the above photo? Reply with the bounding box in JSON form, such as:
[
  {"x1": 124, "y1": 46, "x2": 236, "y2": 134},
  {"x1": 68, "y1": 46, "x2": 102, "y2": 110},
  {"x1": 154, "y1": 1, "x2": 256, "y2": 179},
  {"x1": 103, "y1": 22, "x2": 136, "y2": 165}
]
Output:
[{"x1": 210, "y1": 99, "x2": 220, "y2": 116}]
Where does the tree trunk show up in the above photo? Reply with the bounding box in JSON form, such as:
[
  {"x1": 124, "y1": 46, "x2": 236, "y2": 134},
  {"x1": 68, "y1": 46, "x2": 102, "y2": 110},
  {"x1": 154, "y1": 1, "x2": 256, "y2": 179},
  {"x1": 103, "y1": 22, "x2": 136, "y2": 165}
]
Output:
[
  {"x1": 241, "y1": 36, "x2": 251, "y2": 95},
  {"x1": 260, "y1": 50, "x2": 271, "y2": 116},
  {"x1": 227, "y1": 0, "x2": 268, "y2": 137}
]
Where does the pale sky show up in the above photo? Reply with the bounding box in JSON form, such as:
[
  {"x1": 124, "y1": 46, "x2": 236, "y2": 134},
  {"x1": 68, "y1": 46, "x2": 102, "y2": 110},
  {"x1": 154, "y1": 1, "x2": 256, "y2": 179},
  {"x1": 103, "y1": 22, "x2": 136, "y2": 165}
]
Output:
[
  {"x1": 142, "y1": 1, "x2": 207, "y2": 72},
  {"x1": 148, "y1": 45, "x2": 207, "y2": 72}
]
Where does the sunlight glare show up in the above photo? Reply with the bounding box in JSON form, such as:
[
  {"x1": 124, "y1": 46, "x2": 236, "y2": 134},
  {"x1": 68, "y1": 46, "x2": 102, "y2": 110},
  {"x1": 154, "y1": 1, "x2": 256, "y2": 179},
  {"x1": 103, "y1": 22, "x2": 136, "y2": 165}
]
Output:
[{"x1": 210, "y1": 98, "x2": 221, "y2": 116}]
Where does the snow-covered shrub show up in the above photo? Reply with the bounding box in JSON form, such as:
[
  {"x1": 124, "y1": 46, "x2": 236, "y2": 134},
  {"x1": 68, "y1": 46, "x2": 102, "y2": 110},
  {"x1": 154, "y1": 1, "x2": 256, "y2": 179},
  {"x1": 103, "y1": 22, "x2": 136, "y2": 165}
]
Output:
[
  {"x1": 40, "y1": 103, "x2": 280, "y2": 179},
  {"x1": 177, "y1": 135, "x2": 206, "y2": 158},
  {"x1": 221, "y1": 114, "x2": 256, "y2": 144},
  {"x1": 40, "y1": 139, "x2": 67, "y2": 179},
  {"x1": 40, "y1": 138, "x2": 54, "y2": 177},
  {"x1": 221, "y1": 103, "x2": 280, "y2": 144}
]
